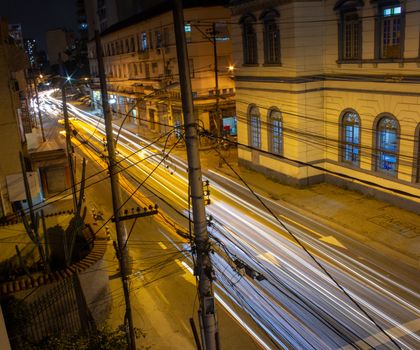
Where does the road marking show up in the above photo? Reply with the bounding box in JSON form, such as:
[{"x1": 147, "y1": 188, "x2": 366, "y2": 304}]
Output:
[
  {"x1": 180, "y1": 319, "x2": 191, "y2": 335},
  {"x1": 153, "y1": 286, "x2": 170, "y2": 305},
  {"x1": 340, "y1": 318, "x2": 420, "y2": 349},
  {"x1": 158, "y1": 241, "x2": 168, "y2": 250},
  {"x1": 319, "y1": 235, "x2": 346, "y2": 249}
]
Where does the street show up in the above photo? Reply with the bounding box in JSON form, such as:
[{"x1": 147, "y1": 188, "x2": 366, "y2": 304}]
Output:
[{"x1": 43, "y1": 93, "x2": 419, "y2": 350}]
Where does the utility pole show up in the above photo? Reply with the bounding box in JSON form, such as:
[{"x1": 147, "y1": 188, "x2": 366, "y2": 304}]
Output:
[
  {"x1": 172, "y1": 2, "x2": 219, "y2": 350},
  {"x1": 59, "y1": 57, "x2": 78, "y2": 213},
  {"x1": 33, "y1": 75, "x2": 46, "y2": 142},
  {"x1": 211, "y1": 23, "x2": 223, "y2": 168},
  {"x1": 94, "y1": 30, "x2": 137, "y2": 350}
]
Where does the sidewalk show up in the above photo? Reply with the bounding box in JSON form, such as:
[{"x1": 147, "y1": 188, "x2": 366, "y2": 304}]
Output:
[{"x1": 112, "y1": 116, "x2": 420, "y2": 271}]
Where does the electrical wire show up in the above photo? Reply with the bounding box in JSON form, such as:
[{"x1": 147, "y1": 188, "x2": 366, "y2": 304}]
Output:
[{"x1": 209, "y1": 141, "x2": 403, "y2": 350}]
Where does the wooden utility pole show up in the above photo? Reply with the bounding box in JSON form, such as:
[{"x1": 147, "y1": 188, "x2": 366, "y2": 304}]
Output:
[
  {"x1": 94, "y1": 30, "x2": 137, "y2": 350},
  {"x1": 172, "y1": 1, "x2": 219, "y2": 349},
  {"x1": 59, "y1": 58, "x2": 78, "y2": 213},
  {"x1": 211, "y1": 23, "x2": 223, "y2": 168}
]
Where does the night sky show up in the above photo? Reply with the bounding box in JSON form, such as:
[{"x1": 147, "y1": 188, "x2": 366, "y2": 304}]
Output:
[{"x1": 0, "y1": 0, "x2": 79, "y2": 51}]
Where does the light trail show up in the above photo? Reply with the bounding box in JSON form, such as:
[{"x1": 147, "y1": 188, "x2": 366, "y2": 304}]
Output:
[{"x1": 45, "y1": 94, "x2": 420, "y2": 350}]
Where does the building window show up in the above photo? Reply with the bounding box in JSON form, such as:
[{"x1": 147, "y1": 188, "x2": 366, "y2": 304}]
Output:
[
  {"x1": 341, "y1": 111, "x2": 360, "y2": 165},
  {"x1": 416, "y1": 125, "x2": 420, "y2": 182},
  {"x1": 141, "y1": 32, "x2": 148, "y2": 51},
  {"x1": 262, "y1": 10, "x2": 280, "y2": 64},
  {"x1": 376, "y1": 116, "x2": 399, "y2": 176},
  {"x1": 376, "y1": 3, "x2": 404, "y2": 59},
  {"x1": 130, "y1": 37, "x2": 135, "y2": 52},
  {"x1": 241, "y1": 15, "x2": 258, "y2": 65},
  {"x1": 341, "y1": 11, "x2": 361, "y2": 60},
  {"x1": 155, "y1": 31, "x2": 162, "y2": 48},
  {"x1": 185, "y1": 22, "x2": 192, "y2": 42},
  {"x1": 249, "y1": 106, "x2": 261, "y2": 148},
  {"x1": 269, "y1": 109, "x2": 282, "y2": 154}
]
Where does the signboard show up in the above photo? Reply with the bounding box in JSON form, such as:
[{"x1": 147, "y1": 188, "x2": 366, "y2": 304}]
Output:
[{"x1": 6, "y1": 172, "x2": 41, "y2": 202}]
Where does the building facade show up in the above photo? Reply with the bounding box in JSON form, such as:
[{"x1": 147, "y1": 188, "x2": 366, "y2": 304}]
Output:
[
  {"x1": 87, "y1": 1, "x2": 236, "y2": 139},
  {"x1": 84, "y1": 0, "x2": 167, "y2": 37},
  {"x1": 45, "y1": 29, "x2": 75, "y2": 65},
  {"x1": 230, "y1": 0, "x2": 420, "y2": 211},
  {"x1": 0, "y1": 19, "x2": 31, "y2": 217}
]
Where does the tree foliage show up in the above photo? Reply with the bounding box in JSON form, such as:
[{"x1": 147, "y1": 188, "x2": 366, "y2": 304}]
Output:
[{"x1": 30, "y1": 326, "x2": 128, "y2": 350}]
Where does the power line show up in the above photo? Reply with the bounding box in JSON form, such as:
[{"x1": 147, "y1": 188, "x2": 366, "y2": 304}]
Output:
[{"x1": 210, "y1": 143, "x2": 403, "y2": 350}]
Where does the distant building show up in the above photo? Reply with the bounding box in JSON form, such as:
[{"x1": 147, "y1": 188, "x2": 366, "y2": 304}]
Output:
[
  {"x1": 7, "y1": 23, "x2": 24, "y2": 48},
  {"x1": 76, "y1": 0, "x2": 88, "y2": 40},
  {"x1": 45, "y1": 29, "x2": 75, "y2": 65},
  {"x1": 230, "y1": 0, "x2": 420, "y2": 211},
  {"x1": 83, "y1": 0, "x2": 166, "y2": 39},
  {"x1": 24, "y1": 38, "x2": 38, "y2": 67},
  {"x1": 87, "y1": 1, "x2": 235, "y2": 139}
]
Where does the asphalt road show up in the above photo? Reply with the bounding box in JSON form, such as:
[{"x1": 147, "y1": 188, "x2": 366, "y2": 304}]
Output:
[{"x1": 42, "y1": 92, "x2": 420, "y2": 350}]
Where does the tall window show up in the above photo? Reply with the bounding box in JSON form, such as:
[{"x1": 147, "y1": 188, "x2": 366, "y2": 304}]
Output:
[
  {"x1": 263, "y1": 11, "x2": 280, "y2": 64},
  {"x1": 416, "y1": 126, "x2": 420, "y2": 182},
  {"x1": 141, "y1": 32, "x2": 148, "y2": 51},
  {"x1": 379, "y1": 4, "x2": 403, "y2": 58},
  {"x1": 269, "y1": 109, "x2": 283, "y2": 154},
  {"x1": 376, "y1": 116, "x2": 399, "y2": 176},
  {"x1": 184, "y1": 22, "x2": 192, "y2": 42},
  {"x1": 341, "y1": 111, "x2": 360, "y2": 165},
  {"x1": 241, "y1": 15, "x2": 258, "y2": 65},
  {"x1": 342, "y1": 11, "x2": 361, "y2": 60},
  {"x1": 249, "y1": 106, "x2": 261, "y2": 148}
]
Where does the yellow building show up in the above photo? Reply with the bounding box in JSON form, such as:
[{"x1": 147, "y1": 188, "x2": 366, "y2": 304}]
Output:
[
  {"x1": 87, "y1": 1, "x2": 236, "y2": 139},
  {"x1": 231, "y1": 0, "x2": 420, "y2": 212}
]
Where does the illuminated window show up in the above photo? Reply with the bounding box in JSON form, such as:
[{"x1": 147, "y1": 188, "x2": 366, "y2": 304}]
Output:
[
  {"x1": 269, "y1": 109, "x2": 282, "y2": 154},
  {"x1": 378, "y1": 4, "x2": 404, "y2": 58},
  {"x1": 185, "y1": 22, "x2": 192, "y2": 42},
  {"x1": 341, "y1": 111, "x2": 360, "y2": 165},
  {"x1": 241, "y1": 15, "x2": 258, "y2": 65},
  {"x1": 249, "y1": 106, "x2": 261, "y2": 148},
  {"x1": 141, "y1": 32, "x2": 147, "y2": 51},
  {"x1": 376, "y1": 116, "x2": 399, "y2": 176}
]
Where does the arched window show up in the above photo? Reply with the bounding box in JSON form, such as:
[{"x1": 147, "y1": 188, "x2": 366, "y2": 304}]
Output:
[
  {"x1": 376, "y1": 116, "x2": 399, "y2": 176},
  {"x1": 241, "y1": 15, "x2": 258, "y2": 65},
  {"x1": 262, "y1": 10, "x2": 280, "y2": 64},
  {"x1": 249, "y1": 106, "x2": 261, "y2": 148},
  {"x1": 341, "y1": 111, "x2": 360, "y2": 165},
  {"x1": 269, "y1": 109, "x2": 283, "y2": 154}
]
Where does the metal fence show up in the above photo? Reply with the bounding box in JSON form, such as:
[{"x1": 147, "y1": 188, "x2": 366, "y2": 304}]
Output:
[{"x1": 24, "y1": 273, "x2": 96, "y2": 344}]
